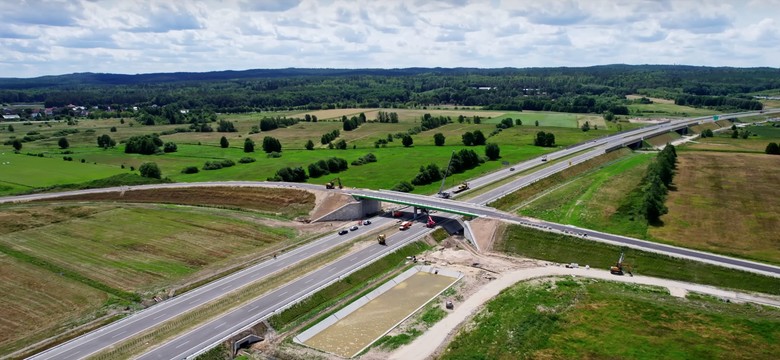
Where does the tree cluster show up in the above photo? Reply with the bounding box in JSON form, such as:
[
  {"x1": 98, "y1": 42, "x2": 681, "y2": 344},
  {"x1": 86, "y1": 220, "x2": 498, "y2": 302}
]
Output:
[
  {"x1": 433, "y1": 133, "x2": 445, "y2": 146},
  {"x1": 139, "y1": 162, "x2": 161, "y2": 179},
  {"x1": 342, "y1": 114, "x2": 366, "y2": 131},
  {"x1": 217, "y1": 120, "x2": 237, "y2": 132},
  {"x1": 268, "y1": 167, "x2": 308, "y2": 182},
  {"x1": 391, "y1": 181, "x2": 414, "y2": 193},
  {"x1": 462, "y1": 130, "x2": 486, "y2": 146},
  {"x1": 411, "y1": 164, "x2": 444, "y2": 186},
  {"x1": 420, "y1": 113, "x2": 451, "y2": 130},
  {"x1": 124, "y1": 134, "x2": 162, "y2": 154},
  {"x1": 203, "y1": 159, "x2": 235, "y2": 170},
  {"x1": 447, "y1": 149, "x2": 483, "y2": 175},
  {"x1": 496, "y1": 118, "x2": 514, "y2": 129},
  {"x1": 163, "y1": 142, "x2": 177, "y2": 153},
  {"x1": 638, "y1": 145, "x2": 677, "y2": 222},
  {"x1": 97, "y1": 134, "x2": 116, "y2": 148},
  {"x1": 351, "y1": 153, "x2": 377, "y2": 166},
  {"x1": 321, "y1": 129, "x2": 340, "y2": 144},
  {"x1": 699, "y1": 129, "x2": 715, "y2": 138},
  {"x1": 766, "y1": 142, "x2": 780, "y2": 155},
  {"x1": 675, "y1": 95, "x2": 763, "y2": 111},
  {"x1": 260, "y1": 116, "x2": 300, "y2": 131},
  {"x1": 534, "y1": 131, "x2": 556, "y2": 147},
  {"x1": 262, "y1": 136, "x2": 281, "y2": 153},
  {"x1": 307, "y1": 157, "x2": 349, "y2": 178},
  {"x1": 376, "y1": 111, "x2": 399, "y2": 123}
]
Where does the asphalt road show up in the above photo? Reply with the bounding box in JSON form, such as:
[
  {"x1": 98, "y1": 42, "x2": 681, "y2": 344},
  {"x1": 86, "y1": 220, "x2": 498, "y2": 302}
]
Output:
[{"x1": 16, "y1": 109, "x2": 779, "y2": 359}]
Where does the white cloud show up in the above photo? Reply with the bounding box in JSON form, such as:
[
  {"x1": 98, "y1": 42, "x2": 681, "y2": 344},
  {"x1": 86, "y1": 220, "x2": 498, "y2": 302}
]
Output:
[{"x1": 0, "y1": 0, "x2": 778, "y2": 77}]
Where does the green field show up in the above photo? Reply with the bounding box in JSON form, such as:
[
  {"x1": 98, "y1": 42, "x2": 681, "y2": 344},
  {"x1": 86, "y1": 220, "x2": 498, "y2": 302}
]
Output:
[
  {"x1": 517, "y1": 152, "x2": 654, "y2": 238},
  {"x1": 0, "y1": 111, "x2": 616, "y2": 195},
  {"x1": 628, "y1": 102, "x2": 719, "y2": 118},
  {"x1": 441, "y1": 279, "x2": 780, "y2": 360},
  {"x1": 480, "y1": 111, "x2": 604, "y2": 128}
]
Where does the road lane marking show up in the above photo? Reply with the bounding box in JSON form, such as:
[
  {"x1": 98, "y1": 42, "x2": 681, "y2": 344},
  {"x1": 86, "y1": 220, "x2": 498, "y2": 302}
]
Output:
[
  {"x1": 63, "y1": 350, "x2": 81, "y2": 359},
  {"x1": 111, "y1": 331, "x2": 127, "y2": 339},
  {"x1": 304, "y1": 278, "x2": 314, "y2": 284},
  {"x1": 152, "y1": 312, "x2": 168, "y2": 321},
  {"x1": 175, "y1": 340, "x2": 190, "y2": 349},
  {"x1": 250, "y1": 305, "x2": 259, "y2": 311},
  {"x1": 215, "y1": 322, "x2": 225, "y2": 329},
  {"x1": 277, "y1": 291, "x2": 288, "y2": 297}
]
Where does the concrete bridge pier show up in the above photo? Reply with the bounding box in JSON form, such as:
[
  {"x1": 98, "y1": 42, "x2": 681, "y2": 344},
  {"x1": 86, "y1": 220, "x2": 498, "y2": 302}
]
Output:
[{"x1": 313, "y1": 198, "x2": 382, "y2": 222}]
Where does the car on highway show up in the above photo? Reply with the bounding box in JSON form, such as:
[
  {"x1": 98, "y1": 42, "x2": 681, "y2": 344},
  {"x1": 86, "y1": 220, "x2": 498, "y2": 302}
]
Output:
[
  {"x1": 350, "y1": 225, "x2": 359, "y2": 231},
  {"x1": 338, "y1": 229, "x2": 349, "y2": 235},
  {"x1": 362, "y1": 220, "x2": 372, "y2": 225},
  {"x1": 509, "y1": 167, "x2": 515, "y2": 171}
]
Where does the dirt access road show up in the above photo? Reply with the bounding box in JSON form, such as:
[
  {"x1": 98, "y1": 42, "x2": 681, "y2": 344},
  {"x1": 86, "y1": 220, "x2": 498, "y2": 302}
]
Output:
[{"x1": 389, "y1": 263, "x2": 780, "y2": 360}]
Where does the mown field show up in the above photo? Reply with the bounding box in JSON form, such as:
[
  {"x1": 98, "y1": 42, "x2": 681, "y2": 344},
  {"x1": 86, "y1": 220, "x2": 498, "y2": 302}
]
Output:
[
  {"x1": 441, "y1": 279, "x2": 780, "y2": 360},
  {"x1": 517, "y1": 152, "x2": 655, "y2": 239},
  {"x1": 627, "y1": 102, "x2": 718, "y2": 118},
  {"x1": 0, "y1": 187, "x2": 314, "y2": 355},
  {"x1": 651, "y1": 152, "x2": 780, "y2": 265},
  {"x1": 0, "y1": 108, "x2": 615, "y2": 196}
]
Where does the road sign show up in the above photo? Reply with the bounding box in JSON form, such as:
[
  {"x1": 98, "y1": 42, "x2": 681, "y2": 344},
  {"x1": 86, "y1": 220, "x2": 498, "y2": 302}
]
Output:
[{"x1": 713, "y1": 115, "x2": 719, "y2": 121}]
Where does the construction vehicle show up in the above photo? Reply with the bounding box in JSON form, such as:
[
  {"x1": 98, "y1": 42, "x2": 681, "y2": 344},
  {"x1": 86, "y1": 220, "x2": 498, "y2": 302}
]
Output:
[
  {"x1": 392, "y1": 211, "x2": 404, "y2": 218},
  {"x1": 325, "y1": 177, "x2": 342, "y2": 189},
  {"x1": 452, "y1": 182, "x2": 469, "y2": 194},
  {"x1": 426, "y1": 216, "x2": 436, "y2": 228},
  {"x1": 399, "y1": 221, "x2": 413, "y2": 230},
  {"x1": 610, "y1": 252, "x2": 633, "y2": 276},
  {"x1": 437, "y1": 151, "x2": 456, "y2": 198},
  {"x1": 377, "y1": 234, "x2": 387, "y2": 245}
]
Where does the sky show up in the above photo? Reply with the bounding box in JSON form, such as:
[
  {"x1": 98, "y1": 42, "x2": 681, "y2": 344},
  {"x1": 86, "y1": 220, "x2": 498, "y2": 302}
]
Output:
[{"x1": 1, "y1": 0, "x2": 779, "y2": 78}]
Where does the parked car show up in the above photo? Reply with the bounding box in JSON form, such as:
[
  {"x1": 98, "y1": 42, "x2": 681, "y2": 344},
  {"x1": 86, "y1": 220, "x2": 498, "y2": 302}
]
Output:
[
  {"x1": 350, "y1": 225, "x2": 359, "y2": 231},
  {"x1": 363, "y1": 220, "x2": 372, "y2": 225},
  {"x1": 338, "y1": 229, "x2": 349, "y2": 235}
]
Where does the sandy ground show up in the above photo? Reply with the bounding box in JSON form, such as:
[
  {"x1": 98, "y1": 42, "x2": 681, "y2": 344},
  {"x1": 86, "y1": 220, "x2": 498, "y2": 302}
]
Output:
[
  {"x1": 389, "y1": 262, "x2": 780, "y2": 360},
  {"x1": 467, "y1": 217, "x2": 503, "y2": 252},
  {"x1": 308, "y1": 190, "x2": 356, "y2": 220}
]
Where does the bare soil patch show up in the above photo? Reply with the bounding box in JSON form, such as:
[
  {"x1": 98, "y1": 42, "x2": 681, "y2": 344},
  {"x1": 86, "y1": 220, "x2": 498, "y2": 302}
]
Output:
[
  {"x1": 467, "y1": 218, "x2": 504, "y2": 252},
  {"x1": 651, "y1": 152, "x2": 780, "y2": 264},
  {"x1": 47, "y1": 186, "x2": 315, "y2": 218}
]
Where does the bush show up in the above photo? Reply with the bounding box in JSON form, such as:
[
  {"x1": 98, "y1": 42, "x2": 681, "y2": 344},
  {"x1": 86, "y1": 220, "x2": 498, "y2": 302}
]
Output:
[
  {"x1": 139, "y1": 162, "x2": 161, "y2": 179},
  {"x1": 268, "y1": 166, "x2": 308, "y2": 182},
  {"x1": 266, "y1": 152, "x2": 282, "y2": 158},
  {"x1": 262, "y1": 136, "x2": 281, "y2": 153},
  {"x1": 402, "y1": 134, "x2": 413, "y2": 147},
  {"x1": 411, "y1": 164, "x2": 443, "y2": 186},
  {"x1": 433, "y1": 133, "x2": 445, "y2": 146},
  {"x1": 766, "y1": 142, "x2": 780, "y2": 155},
  {"x1": 220, "y1": 136, "x2": 229, "y2": 148},
  {"x1": 110, "y1": 126, "x2": 117, "y2": 132},
  {"x1": 485, "y1": 143, "x2": 500, "y2": 160},
  {"x1": 217, "y1": 120, "x2": 237, "y2": 132},
  {"x1": 203, "y1": 159, "x2": 236, "y2": 170},
  {"x1": 334, "y1": 139, "x2": 347, "y2": 149},
  {"x1": 124, "y1": 134, "x2": 160, "y2": 154},
  {"x1": 58, "y1": 137, "x2": 69, "y2": 149},
  {"x1": 238, "y1": 157, "x2": 256, "y2": 163},
  {"x1": 163, "y1": 142, "x2": 177, "y2": 153},
  {"x1": 181, "y1": 166, "x2": 199, "y2": 174},
  {"x1": 391, "y1": 181, "x2": 415, "y2": 192},
  {"x1": 351, "y1": 153, "x2": 377, "y2": 166}
]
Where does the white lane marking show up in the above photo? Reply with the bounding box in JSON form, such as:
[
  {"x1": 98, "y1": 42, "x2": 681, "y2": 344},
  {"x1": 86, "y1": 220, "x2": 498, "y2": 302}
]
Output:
[
  {"x1": 175, "y1": 340, "x2": 190, "y2": 349},
  {"x1": 63, "y1": 350, "x2": 81, "y2": 359},
  {"x1": 277, "y1": 291, "x2": 288, "y2": 297},
  {"x1": 215, "y1": 322, "x2": 225, "y2": 329},
  {"x1": 250, "y1": 305, "x2": 259, "y2": 311},
  {"x1": 152, "y1": 312, "x2": 167, "y2": 321},
  {"x1": 304, "y1": 278, "x2": 314, "y2": 284},
  {"x1": 111, "y1": 331, "x2": 127, "y2": 339}
]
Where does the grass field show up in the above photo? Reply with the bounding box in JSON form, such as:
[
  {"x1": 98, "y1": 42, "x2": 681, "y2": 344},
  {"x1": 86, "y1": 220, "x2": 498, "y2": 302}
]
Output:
[
  {"x1": 496, "y1": 226, "x2": 780, "y2": 295},
  {"x1": 651, "y1": 152, "x2": 780, "y2": 265},
  {"x1": 441, "y1": 278, "x2": 780, "y2": 360},
  {"x1": 688, "y1": 129, "x2": 780, "y2": 153},
  {"x1": 1, "y1": 114, "x2": 613, "y2": 196},
  {"x1": 517, "y1": 152, "x2": 654, "y2": 238},
  {"x1": 628, "y1": 102, "x2": 719, "y2": 118}
]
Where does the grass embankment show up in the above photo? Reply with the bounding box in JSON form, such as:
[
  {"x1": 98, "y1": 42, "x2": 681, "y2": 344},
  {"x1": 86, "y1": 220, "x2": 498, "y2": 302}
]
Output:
[
  {"x1": 489, "y1": 148, "x2": 632, "y2": 212},
  {"x1": 515, "y1": 151, "x2": 654, "y2": 239},
  {"x1": 441, "y1": 279, "x2": 780, "y2": 360},
  {"x1": 497, "y1": 226, "x2": 780, "y2": 295},
  {"x1": 269, "y1": 241, "x2": 431, "y2": 332},
  {"x1": 652, "y1": 152, "x2": 780, "y2": 265}
]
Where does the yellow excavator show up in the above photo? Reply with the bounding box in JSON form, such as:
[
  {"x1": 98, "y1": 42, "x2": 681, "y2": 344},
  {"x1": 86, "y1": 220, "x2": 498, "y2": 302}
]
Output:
[
  {"x1": 325, "y1": 177, "x2": 343, "y2": 189},
  {"x1": 610, "y1": 252, "x2": 633, "y2": 276}
]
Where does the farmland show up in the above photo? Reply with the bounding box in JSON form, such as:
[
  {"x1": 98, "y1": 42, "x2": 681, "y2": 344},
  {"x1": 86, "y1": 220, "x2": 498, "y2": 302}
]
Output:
[
  {"x1": 0, "y1": 187, "x2": 315, "y2": 354},
  {"x1": 441, "y1": 279, "x2": 780, "y2": 360},
  {"x1": 651, "y1": 152, "x2": 780, "y2": 265},
  {"x1": 0, "y1": 109, "x2": 614, "y2": 196}
]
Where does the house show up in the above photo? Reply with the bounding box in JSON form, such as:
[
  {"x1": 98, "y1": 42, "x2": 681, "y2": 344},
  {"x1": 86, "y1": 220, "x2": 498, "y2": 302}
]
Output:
[
  {"x1": 2, "y1": 114, "x2": 20, "y2": 120},
  {"x1": 31, "y1": 112, "x2": 41, "y2": 118},
  {"x1": 45, "y1": 108, "x2": 54, "y2": 116}
]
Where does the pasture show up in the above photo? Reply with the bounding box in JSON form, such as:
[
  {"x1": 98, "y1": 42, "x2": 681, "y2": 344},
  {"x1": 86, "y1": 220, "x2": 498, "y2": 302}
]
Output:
[
  {"x1": 441, "y1": 278, "x2": 780, "y2": 360},
  {"x1": 0, "y1": 110, "x2": 613, "y2": 195},
  {"x1": 628, "y1": 102, "x2": 718, "y2": 118},
  {"x1": 651, "y1": 152, "x2": 780, "y2": 265}
]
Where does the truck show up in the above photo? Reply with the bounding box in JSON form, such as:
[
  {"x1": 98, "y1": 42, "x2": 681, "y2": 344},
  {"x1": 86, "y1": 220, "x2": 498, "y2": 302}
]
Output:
[
  {"x1": 452, "y1": 182, "x2": 469, "y2": 194},
  {"x1": 377, "y1": 234, "x2": 386, "y2": 245},
  {"x1": 399, "y1": 221, "x2": 413, "y2": 230},
  {"x1": 325, "y1": 177, "x2": 342, "y2": 189}
]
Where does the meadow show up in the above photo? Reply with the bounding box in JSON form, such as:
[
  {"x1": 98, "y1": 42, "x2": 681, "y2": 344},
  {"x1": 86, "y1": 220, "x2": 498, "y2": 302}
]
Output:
[
  {"x1": 627, "y1": 102, "x2": 718, "y2": 118},
  {"x1": 441, "y1": 278, "x2": 780, "y2": 360},
  {"x1": 0, "y1": 109, "x2": 614, "y2": 196}
]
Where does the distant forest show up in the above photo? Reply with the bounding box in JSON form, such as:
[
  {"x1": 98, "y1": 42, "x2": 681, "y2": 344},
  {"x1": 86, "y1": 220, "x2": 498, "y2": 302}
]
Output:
[{"x1": 1, "y1": 65, "x2": 776, "y2": 113}]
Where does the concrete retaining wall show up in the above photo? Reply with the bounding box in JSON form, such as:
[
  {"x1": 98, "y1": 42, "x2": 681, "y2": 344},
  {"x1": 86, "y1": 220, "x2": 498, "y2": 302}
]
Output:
[
  {"x1": 313, "y1": 199, "x2": 382, "y2": 222},
  {"x1": 294, "y1": 266, "x2": 462, "y2": 347}
]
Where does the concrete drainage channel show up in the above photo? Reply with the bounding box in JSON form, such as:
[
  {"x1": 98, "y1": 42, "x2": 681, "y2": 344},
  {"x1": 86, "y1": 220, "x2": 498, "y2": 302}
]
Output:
[{"x1": 294, "y1": 265, "x2": 463, "y2": 358}]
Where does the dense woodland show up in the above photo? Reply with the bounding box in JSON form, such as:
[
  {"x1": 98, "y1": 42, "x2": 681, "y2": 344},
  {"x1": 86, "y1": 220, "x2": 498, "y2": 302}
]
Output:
[{"x1": 1, "y1": 65, "x2": 776, "y2": 113}]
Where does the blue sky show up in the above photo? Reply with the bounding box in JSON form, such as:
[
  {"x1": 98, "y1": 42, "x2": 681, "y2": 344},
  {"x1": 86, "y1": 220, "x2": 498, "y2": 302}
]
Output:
[{"x1": 1, "y1": 0, "x2": 779, "y2": 78}]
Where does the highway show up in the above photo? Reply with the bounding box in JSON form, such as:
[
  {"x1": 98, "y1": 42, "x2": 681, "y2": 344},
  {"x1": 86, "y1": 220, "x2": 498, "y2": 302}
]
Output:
[{"x1": 15, "y1": 109, "x2": 779, "y2": 359}]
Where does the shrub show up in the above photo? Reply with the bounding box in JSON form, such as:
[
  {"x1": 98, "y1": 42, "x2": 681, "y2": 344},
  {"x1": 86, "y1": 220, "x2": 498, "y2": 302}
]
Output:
[
  {"x1": 181, "y1": 166, "x2": 199, "y2": 174},
  {"x1": 262, "y1": 136, "x2": 281, "y2": 153},
  {"x1": 238, "y1": 157, "x2": 256, "y2": 163},
  {"x1": 58, "y1": 137, "x2": 70, "y2": 149},
  {"x1": 217, "y1": 120, "x2": 237, "y2": 132},
  {"x1": 220, "y1": 136, "x2": 229, "y2": 148},
  {"x1": 139, "y1": 162, "x2": 161, "y2": 179},
  {"x1": 391, "y1": 181, "x2": 414, "y2": 192},
  {"x1": 268, "y1": 166, "x2": 308, "y2": 182},
  {"x1": 244, "y1": 138, "x2": 255, "y2": 152},
  {"x1": 266, "y1": 152, "x2": 282, "y2": 158},
  {"x1": 110, "y1": 126, "x2": 117, "y2": 132},
  {"x1": 485, "y1": 143, "x2": 500, "y2": 160},
  {"x1": 163, "y1": 142, "x2": 177, "y2": 153},
  {"x1": 203, "y1": 159, "x2": 236, "y2": 170}
]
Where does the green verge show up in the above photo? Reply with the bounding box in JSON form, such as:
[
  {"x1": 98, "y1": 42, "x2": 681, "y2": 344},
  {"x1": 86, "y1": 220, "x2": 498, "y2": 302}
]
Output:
[
  {"x1": 269, "y1": 241, "x2": 430, "y2": 332},
  {"x1": 441, "y1": 279, "x2": 780, "y2": 360},
  {"x1": 22, "y1": 173, "x2": 171, "y2": 195},
  {"x1": 497, "y1": 225, "x2": 780, "y2": 295}
]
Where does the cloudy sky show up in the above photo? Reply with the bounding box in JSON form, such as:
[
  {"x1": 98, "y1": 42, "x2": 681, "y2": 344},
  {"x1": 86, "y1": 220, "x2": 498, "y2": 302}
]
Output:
[{"x1": 1, "y1": 0, "x2": 779, "y2": 78}]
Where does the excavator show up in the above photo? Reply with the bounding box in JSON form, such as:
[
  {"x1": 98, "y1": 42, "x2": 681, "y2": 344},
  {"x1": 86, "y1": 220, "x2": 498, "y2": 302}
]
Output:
[
  {"x1": 610, "y1": 252, "x2": 633, "y2": 276},
  {"x1": 325, "y1": 177, "x2": 343, "y2": 189},
  {"x1": 426, "y1": 216, "x2": 436, "y2": 228}
]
